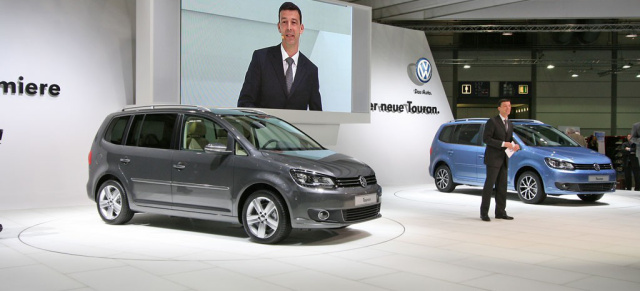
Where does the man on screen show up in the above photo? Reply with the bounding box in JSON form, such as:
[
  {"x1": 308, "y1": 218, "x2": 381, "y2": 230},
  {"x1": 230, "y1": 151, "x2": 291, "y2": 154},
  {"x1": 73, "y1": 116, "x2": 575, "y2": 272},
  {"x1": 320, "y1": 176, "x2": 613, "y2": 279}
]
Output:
[{"x1": 237, "y1": 2, "x2": 322, "y2": 111}]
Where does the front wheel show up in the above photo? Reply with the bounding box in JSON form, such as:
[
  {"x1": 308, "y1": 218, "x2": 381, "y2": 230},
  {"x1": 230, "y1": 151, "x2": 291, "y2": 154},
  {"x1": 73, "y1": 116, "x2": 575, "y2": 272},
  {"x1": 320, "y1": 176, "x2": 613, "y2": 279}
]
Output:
[
  {"x1": 434, "y1": 165, "x2": 456, "y2": 192},
  {"x1": 97, "y1": 180, "x2": 134, "y2": 224},
  {"x1": 242, "y1": 190, "x2": 291, "y2": 244},
  {"x1": 578, "y1": 193, "x2": 604, "y2": 202},
  {"x1": 516, "y1": 171, "x2": 547, "y2": 204}
]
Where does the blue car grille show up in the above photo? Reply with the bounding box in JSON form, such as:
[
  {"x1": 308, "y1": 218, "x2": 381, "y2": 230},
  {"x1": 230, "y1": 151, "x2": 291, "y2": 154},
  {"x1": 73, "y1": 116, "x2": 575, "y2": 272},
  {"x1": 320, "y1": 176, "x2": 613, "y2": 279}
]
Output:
[
  {"x1": 335, "y1": 175, "x2": 377, "y2": 187},
  {"x1": 573, "y1": 163, "x2": 612, "y2": 170}
]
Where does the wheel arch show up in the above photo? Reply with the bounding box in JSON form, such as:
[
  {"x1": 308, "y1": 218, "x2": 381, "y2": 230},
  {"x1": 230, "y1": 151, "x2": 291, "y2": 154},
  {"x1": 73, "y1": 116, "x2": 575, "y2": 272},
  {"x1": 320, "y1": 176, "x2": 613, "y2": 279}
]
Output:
[
  {"x1": 236, "y1": 183, "x2": 286, "y2": 224},
  {"x1": 513, "y1": 166, "x2": 542, "y2": 190}
]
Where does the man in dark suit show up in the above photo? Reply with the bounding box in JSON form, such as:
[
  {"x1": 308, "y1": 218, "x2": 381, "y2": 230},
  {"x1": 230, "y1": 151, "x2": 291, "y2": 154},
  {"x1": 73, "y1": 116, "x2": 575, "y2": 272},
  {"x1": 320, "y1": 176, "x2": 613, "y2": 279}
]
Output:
[
  {"x1": 481, "y1": 99, "x2": 520, "y2": 221},
  {"x1": 622, "y1": 134, "x2": 639, "y2": 190},
  {"x1": 237, "y1": 2, "x2": 322, "y2": 111}
]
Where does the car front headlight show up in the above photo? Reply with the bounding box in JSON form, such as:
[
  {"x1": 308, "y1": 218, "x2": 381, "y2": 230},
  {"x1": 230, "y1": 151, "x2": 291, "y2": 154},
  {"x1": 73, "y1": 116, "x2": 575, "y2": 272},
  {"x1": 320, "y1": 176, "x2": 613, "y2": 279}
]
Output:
[
  {"x1": 290, "y1": 169, "x2": 336, "y2": 188},
  {"x1": 544, "y1": 157, "x2": 575, "y2": 170}
]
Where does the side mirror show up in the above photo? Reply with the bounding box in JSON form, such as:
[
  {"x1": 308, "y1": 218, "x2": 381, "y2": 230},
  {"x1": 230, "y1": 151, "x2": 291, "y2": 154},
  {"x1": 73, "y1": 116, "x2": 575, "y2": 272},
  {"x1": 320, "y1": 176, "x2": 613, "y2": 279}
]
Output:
[{"x1": 204, "y1": 143, "x2": 231, "y2": 154}]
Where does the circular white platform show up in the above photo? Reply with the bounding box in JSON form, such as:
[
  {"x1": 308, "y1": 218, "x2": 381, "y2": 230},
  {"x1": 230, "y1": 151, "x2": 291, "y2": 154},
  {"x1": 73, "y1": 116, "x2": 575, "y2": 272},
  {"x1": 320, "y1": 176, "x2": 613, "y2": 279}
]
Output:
[{"x1": 18, "y1": 207, "x2": 404, "y2": 261}]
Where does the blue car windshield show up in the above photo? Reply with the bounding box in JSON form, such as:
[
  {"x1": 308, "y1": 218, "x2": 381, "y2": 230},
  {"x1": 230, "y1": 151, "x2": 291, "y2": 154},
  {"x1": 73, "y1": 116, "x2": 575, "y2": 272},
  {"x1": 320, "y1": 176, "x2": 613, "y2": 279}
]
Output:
[
  {"x1": 514, "y1": 124, "x2": 580, "y2": 147},
  {"x1": 222, "y1": 115, "x2": 325, "y2": 151}
]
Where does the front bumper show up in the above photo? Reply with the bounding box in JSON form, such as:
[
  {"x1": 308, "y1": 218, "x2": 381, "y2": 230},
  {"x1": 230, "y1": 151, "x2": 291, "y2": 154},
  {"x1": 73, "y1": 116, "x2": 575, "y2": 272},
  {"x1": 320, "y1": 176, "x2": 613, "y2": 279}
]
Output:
[{"x1": 288, "y1": 184, "x2": 383, "y2": 229}]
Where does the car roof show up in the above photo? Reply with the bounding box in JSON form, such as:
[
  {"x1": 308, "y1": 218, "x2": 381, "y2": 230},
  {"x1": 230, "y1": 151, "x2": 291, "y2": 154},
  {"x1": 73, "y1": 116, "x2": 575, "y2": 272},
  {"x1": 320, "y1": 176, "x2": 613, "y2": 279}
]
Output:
[
  {"x1": 445, "y1": 118, "x2": 546, "y2": 125},
  {"x1": 120, "y1": 105, "x2": 268, "y2": 117}
]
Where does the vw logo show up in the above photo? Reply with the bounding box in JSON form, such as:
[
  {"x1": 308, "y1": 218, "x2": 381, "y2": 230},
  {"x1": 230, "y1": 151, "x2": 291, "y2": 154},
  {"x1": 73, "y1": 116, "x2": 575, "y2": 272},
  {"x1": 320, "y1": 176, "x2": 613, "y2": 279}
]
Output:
[
  {"x1": 359, "y1": 176, "x2": 368, "y2": 188},
  {"x1": 416, "y1": 58, "x2": 432, "y2": 83},
  {"x1": 594, "y1": 163, "x2": 600, "y2": 171}
]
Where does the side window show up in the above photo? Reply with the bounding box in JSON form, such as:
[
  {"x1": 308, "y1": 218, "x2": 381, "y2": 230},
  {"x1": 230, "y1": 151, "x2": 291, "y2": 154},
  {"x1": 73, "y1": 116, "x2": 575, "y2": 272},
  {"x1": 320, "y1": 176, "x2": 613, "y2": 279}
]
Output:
[
  {"x1": 104, "y1": 116, "x2": 130, "y2": 145},
  {"x1": 453, "y1": 124, "x2": 482, "y2": 146},
  {"x1": 182, "y1": 116, "x2": 228, "y2": 151},
  {"x1": 438, "y1": 125, "x2": 455, "y2": 143},
  {"x1": 125, "y1": 114, "x2": 176, "y2": 149}
]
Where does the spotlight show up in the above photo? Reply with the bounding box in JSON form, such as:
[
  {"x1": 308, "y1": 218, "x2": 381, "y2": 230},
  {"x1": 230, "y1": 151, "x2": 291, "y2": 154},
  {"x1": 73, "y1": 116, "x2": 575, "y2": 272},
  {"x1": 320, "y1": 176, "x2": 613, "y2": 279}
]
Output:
[
  {"x1": 502, "y1": 32, "x2": 513, "y2": 36},
  {"x1": 622, "y1": 64, "x2": 632, "y2": 69},
  {"x1": 463, "y1": 65, "x2": 471, "y2": 69},
  {"x1": 571, "y1": 74, "x2": 579, "y2": 78},
  {"x1": 626, "y1": 33, "x2": 638, "y2": 38},
  {"x1": 547, "y1": 64, "x2": 555, "y2": 69}
]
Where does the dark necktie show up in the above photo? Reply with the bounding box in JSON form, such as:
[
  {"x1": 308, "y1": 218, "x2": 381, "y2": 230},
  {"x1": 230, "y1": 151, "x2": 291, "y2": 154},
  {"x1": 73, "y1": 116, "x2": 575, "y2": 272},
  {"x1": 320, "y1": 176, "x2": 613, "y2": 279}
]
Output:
[
  {"x1": 504, "y1": 119, "x2": 508, "y2": 131},
  {"x1": 285, "y1": 57, "x2": 294, "y2": 94}
]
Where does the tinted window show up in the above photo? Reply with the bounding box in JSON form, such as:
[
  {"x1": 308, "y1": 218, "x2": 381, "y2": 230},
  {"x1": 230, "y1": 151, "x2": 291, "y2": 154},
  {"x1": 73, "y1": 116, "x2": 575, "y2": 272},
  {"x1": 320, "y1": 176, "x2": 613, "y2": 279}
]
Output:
[
  {"x1": 453, "y1": 124, "x2": 482, "y2": 146},
  {"x1": 182, "y1": 116, "x2": 229, "y2": 151},
  {"x1": 125, "y1": 114, "x2": 177, "y2": 149},
  {"x1": 104, "y1": 116, "x2": 130, "y2": 145},
  {"x1": 438, "y1": 125, "x2": 455, "y2": 143}
]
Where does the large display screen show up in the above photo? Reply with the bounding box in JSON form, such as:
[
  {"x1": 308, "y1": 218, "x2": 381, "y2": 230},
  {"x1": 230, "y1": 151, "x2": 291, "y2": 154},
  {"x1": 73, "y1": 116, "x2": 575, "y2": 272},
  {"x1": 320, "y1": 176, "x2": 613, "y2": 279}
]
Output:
[{"x1": 181, "y1": 0, "x2": 369, "y2": 114}]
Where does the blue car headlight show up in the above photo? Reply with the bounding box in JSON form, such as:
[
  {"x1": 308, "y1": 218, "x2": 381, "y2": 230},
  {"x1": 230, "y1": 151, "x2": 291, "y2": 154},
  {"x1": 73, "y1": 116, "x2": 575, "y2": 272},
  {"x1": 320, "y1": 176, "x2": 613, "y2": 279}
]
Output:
[
  {"x1": 544, "y1": 157, "x2": 575, "y2": 170},
  {"x1": 290, "y1": 169, "x2": 336, "y2": 188}
]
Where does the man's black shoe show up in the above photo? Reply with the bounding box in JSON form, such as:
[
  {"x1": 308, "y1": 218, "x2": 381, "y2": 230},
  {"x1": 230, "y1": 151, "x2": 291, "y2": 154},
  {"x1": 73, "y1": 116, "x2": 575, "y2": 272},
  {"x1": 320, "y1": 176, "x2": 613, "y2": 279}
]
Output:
[
  {"x1": 480, "y1": 215, "x2": 491, "y2": 222},
  {"x1": 495, "y1": 215, "x2": 514, "y2": 220}
]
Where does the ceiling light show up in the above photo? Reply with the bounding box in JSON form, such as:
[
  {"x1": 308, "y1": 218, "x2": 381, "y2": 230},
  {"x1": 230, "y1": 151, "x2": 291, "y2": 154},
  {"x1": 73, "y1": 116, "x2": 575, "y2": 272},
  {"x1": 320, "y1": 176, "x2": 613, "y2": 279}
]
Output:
[
  {"x1": 463, "y1": 65, "x2": 471, "y2": 69},
  {"x1": 547, "y1": 64, "x2": 555, "y2": 69},
  {"x1": 622, "y1": 64, "x2": 632, "y2": 69},
  {"x1": 626, "y1": 33, "x2": 638, "y2": 38},
  {"x1": 502, "y1": 32, "x2": 513, "y2": 36},
  {"x1": 636, "y1": 74, "x2": 640, "y2": 78},
  {"x1": 571, "y1": 74, "x2": 579, "y2": 78}
]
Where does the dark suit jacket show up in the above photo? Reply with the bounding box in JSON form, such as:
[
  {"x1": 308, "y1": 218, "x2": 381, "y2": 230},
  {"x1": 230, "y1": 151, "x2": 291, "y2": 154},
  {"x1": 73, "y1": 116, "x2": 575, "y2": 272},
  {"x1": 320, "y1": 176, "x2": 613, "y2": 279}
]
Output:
[
  {"x1": 237, "y1": 45, "x2": 322, "y2": 111},
  {"x1": 483, "y1": 115, "x2": 514, "y2": 168}
]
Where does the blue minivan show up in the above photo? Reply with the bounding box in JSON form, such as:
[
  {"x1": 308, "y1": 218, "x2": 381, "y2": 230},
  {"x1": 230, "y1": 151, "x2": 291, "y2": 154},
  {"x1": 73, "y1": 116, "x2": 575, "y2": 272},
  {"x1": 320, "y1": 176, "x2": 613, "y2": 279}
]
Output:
[{"x1": 429, "y1": 119, "x2": 616, "y2": 204}]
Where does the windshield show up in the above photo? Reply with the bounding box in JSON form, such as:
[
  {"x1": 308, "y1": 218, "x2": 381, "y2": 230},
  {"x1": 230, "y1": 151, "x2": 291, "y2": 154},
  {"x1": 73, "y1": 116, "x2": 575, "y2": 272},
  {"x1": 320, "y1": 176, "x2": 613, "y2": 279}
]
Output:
[
  {"x1": 514, "y1": 124, "x2": 580, "y2": 147},
  {"x1": 222, "y1": 115, "x2": 324, "y2": 151}
]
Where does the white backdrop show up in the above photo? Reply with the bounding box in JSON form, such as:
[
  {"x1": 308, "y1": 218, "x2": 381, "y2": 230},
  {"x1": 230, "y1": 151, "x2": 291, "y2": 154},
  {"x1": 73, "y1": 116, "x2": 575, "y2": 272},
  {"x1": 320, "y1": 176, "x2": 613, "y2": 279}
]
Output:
[
  {"x1": 0, "y1": 0, "x2": 134, "y2": 209},
  {"x1": 329, "y1": 23, "x2": 454, "y2": 186}
]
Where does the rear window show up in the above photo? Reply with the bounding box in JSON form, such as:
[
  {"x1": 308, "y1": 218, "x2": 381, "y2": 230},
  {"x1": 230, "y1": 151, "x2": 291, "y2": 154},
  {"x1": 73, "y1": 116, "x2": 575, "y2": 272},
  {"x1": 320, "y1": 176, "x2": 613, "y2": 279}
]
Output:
[
  {"x1": 438, "y1": 125, "x2": 455, "y2": 143},
  {"x1": 104, "y1": 116, "x2": 130, "y2": 145}
]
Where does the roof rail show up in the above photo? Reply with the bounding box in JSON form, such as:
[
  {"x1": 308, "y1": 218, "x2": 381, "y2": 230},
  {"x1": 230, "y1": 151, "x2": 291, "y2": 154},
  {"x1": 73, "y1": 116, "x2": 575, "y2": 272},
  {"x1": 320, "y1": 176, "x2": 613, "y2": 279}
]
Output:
[
  {"x1": 215, "y1": 107, "x2": 269, "y2": 115},
  {"x1": 122, "y1": 104, "x2": 211, "y2": 112},
  {"x1": 452, "y1": 118, "x2": 489, "y2": 122},
  {"x1": 510, "y1": 119, "x2": 543, "y2": 123}
]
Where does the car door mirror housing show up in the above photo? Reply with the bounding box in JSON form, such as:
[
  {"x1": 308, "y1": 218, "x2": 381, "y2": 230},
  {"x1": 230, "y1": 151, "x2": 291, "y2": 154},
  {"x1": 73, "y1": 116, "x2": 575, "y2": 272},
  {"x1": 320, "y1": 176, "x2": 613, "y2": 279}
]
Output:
[{"x1": 205, "y1": 143, "x2": 231, "y2": 154}]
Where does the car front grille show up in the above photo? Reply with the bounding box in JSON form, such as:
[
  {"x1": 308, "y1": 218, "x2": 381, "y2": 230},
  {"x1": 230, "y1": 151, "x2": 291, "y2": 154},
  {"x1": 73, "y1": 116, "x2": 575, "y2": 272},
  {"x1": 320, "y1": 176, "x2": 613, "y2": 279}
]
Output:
[
  {"x1": 573, "y1": 163, "x2": 613, "y2": 170},
  {"x1": 577, "y1": 183, "x2": 616, "y2": 191},
  {"x1": 335, "y1": 175, "x2": 377, "y2": 188},
  {"x1": 342, "y1": 204, "x2": 381, "y2": 222}
]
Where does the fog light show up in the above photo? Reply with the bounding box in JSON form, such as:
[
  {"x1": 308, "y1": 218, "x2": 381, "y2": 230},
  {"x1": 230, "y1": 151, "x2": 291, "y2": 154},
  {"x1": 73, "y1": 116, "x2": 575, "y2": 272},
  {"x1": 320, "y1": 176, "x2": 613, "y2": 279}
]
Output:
[{"x1": 318, "y1": 210, "x2": 330, "y2": 221}]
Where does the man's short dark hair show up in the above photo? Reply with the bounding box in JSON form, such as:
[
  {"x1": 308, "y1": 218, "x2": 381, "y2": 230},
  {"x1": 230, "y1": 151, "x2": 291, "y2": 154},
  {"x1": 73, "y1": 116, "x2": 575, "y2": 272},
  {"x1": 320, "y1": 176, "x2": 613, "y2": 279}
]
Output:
[
  {"x1": 279, "y1": 2, "x2": 302, "y2": 23},
  {"x1": 498, "y1": 98, "x2": 511, "y2": 107}
]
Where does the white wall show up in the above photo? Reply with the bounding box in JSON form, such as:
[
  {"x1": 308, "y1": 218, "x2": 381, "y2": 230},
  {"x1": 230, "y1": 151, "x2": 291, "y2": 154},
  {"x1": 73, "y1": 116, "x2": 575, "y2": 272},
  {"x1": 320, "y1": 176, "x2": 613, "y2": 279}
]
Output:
[
  {"x1": 329, "y1": 23, "x2": 454, "y2": 186},
  {"x1": 0, "y1": 0, "x2": 134, "y2": 209}
]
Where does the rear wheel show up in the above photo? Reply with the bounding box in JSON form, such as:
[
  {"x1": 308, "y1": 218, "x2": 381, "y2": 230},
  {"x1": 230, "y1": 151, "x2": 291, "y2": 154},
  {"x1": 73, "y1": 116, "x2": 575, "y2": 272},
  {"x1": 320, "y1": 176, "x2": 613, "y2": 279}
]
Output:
[
  {"x1": 578, "y1": 193, "x2": 604, "y2": 202},
  {"x1": 434, "y1": 165, "x2": 456, "y2": 192},
  {"x1": 97, "y1": 180, "x2": 134, "y2": 224},
  {"x1": 516, "y1": 171, "x2": 547, "y2": 204},
  {"x1": 242, "y1": 190, "x2": 291, "y2": 244}
]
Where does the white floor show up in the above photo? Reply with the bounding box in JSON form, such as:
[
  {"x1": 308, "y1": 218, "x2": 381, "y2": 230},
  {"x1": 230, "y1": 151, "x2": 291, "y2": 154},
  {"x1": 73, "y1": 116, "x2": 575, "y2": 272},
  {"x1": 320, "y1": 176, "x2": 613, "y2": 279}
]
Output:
[{"x1": 2, "y1": 185, "x2": 640, "y2": 291}]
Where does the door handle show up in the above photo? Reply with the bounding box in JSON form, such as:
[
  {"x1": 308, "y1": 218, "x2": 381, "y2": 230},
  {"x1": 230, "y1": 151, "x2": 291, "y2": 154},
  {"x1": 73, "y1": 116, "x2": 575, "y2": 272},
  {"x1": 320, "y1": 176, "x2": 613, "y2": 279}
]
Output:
[
  {"x1": 447, "y1": 150, "x2": 454, "y2": 155},
  {"x1": 173, "y1": 162, "x2": 186, "y2": 170},
  {"x1": 119, "y1": 158, "x2": 130, "y2": 164}
]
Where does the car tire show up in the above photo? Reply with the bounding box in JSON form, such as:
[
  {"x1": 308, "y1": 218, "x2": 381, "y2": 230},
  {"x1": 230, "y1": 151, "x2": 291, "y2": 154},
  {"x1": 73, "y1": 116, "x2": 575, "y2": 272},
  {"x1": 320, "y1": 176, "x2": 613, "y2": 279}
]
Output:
[
  {"x1": 242, "y1": 190, "x2": 291, "y2": 244},
  {"x1": 577, "y1": 193, "x2": 604, "y2": 202},
  {"x1": 434, "y1": 165, "x2": 456, "y2": 192},
  {"x1": 516, "y1": 171, "x2": 547, "y2": 204},
  {"x1": 97, "y1": 180, "x2": 134, "y2": 225}
]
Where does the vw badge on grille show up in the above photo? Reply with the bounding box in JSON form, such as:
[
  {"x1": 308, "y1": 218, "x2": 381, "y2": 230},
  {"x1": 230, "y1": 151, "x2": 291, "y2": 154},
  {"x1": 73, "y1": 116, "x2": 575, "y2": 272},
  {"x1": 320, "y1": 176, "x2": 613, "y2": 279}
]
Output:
[
  {"x1": 359, "y1": 176, "x2": 368, "y2": 188},
  {"x1": 594, "y1": 163, "x2": 600, "y2": 171}
]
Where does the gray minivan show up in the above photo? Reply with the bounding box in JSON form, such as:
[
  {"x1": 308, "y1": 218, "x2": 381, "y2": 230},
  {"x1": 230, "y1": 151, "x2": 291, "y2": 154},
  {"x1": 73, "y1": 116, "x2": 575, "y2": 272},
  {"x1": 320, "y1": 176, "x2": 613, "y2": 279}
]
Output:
[{"x1": 87, "y1": 105, "x2": 382, "y2": 244}]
